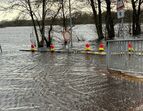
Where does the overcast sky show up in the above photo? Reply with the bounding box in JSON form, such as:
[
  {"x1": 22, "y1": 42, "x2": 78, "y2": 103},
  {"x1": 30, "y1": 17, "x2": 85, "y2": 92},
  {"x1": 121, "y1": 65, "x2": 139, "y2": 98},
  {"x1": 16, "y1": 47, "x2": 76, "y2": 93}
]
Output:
[
  {"x1": 0, "y1": 11, "x2": 19, "y2": 21},
  {"x1": 0, "y1": 1, "x2": 18, "y2": 21},
  {"x1": 0, "y1": 0, "x2": 132, "y2": 22},
  {"x1": 0, "y1": 0, "x2": 91, "y2": 21}
]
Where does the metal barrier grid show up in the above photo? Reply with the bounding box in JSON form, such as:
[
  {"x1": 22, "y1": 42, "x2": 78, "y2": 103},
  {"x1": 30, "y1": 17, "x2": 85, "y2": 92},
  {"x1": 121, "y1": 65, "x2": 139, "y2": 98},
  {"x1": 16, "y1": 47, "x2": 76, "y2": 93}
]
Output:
[{"x1": 107, "y1": 39, "x2": 143, "y2": 74}]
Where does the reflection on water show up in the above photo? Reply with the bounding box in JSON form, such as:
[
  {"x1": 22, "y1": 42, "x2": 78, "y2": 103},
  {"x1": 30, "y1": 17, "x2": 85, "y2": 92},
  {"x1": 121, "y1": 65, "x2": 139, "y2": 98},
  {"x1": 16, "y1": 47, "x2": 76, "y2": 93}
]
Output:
[{"x1": 0, "y1": 27, "x2": 143, "y2": 111}]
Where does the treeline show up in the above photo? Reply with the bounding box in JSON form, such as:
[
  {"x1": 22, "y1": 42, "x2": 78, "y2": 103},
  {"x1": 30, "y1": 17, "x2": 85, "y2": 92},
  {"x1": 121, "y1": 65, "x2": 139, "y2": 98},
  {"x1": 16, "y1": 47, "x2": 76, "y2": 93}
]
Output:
[
  {"x1": 1, "y1": 10, "x2": 143, "y2": 27},
  {"x1": 1, "y1": 0, "x2": 143, "y2": 48}
]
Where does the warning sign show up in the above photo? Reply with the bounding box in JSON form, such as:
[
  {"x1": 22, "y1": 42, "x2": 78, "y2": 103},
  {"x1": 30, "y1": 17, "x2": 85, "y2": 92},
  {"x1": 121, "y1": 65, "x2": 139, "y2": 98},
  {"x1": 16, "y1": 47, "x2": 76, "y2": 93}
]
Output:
[
  {"x1": 117, "y1": 0, "x2": 124, "y2": 11},
  {"x1": 117, "y1": 0, "x2": 124, "y2": 19}
]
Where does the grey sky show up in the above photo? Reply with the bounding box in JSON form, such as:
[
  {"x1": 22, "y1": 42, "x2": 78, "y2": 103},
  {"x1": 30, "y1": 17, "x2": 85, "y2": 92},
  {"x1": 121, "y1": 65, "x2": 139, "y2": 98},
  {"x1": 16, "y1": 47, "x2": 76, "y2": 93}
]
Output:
[
  {"x1": 0, "y1": 0, "x2": 91, "y2": 21},
  {"x1": 0, "y1": 0, "x2": 132, "y2": 21}
]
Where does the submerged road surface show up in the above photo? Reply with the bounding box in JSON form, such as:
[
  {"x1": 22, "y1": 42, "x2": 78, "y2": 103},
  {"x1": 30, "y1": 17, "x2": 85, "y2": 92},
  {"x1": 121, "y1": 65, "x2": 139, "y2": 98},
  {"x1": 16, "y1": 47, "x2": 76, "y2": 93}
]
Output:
[
  {"x1": 0, "y1": 52, "x2": 143, "y2": 111},
  {"x1": 0, "y1": 27, "x2": 143, "y2": 111}
]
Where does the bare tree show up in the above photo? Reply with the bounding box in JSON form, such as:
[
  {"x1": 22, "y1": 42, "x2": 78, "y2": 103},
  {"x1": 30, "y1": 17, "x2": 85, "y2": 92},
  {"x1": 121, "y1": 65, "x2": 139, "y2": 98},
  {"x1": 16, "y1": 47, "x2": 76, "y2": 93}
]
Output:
[
  {"x1": 131, "y1": 0, "x2": 143, "y2": 36},
  {"x1": 105, "y1": 0, "x2": 115, "y2": 40},
  {"x1": 89, "y1": 0, "x2": 104, "y2": 42},
  {"x1": 1, "y1": 0, "x2": 61, "y2": 48},
  {"x1": 47, "y1": 6, "x2": 61, "y2": 47},
  {"x1": 27, "y1": 0, "x2": 40, "y2": 46},
  {"x1": 61, "y1": 0, "x2": 67, "y2": 30}
]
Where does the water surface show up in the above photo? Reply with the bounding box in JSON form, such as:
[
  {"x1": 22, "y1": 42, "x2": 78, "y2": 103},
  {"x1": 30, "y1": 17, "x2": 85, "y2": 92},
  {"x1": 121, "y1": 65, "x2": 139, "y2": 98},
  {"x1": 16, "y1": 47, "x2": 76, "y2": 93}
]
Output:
[{"x1": 0, "y1": 27, "x2": 143, "y2": 111}]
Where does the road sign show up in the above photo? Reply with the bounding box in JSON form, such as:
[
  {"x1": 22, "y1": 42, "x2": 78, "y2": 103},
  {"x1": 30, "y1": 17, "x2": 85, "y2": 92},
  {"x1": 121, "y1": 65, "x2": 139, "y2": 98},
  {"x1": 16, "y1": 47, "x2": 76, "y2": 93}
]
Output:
[
  {"x1": 117, "y1": 0, "x2": 124, "y2": 10},
  {"x1": 117, "y1": 0, "x2": 125, "y2": 19},
  {"x1": 117, "y1": 9, "x2": 124, "y2": 19}
]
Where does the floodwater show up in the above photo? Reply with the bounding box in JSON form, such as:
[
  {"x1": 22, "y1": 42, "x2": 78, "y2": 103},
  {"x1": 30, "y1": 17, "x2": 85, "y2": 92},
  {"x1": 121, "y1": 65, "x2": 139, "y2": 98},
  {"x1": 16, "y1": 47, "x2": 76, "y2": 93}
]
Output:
[{"x1": 0, "y1": 27, "x2": 143, "y2": 111}]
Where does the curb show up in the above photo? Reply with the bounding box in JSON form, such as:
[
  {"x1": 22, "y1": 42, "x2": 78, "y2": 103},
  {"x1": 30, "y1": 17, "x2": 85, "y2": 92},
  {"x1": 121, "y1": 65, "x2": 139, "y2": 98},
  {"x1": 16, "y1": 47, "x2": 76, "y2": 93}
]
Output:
[
  {"x1": 108, "y1": 69, "x2": 143, "y2": 82},
  {"x1": 19, "y1": 49, "x2": 107, "y2": 55}
]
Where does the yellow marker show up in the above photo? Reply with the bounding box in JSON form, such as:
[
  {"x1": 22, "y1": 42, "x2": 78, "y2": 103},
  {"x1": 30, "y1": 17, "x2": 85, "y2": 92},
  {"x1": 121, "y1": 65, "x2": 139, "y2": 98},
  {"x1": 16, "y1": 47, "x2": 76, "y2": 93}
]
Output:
[
  {"x1": 85, "y1": 42, "x2": 92, "y2": 51},
  {"x1": 50, "y1": 44, "x2": 55, "y2": 52},
  {"x1": 98, "y1": 42, "x2": 105, "y2": 52}
]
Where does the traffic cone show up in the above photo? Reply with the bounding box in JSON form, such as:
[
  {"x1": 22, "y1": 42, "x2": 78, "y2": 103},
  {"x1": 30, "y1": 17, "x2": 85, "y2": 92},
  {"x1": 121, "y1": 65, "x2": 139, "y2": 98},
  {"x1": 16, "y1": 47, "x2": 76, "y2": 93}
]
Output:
[
  {"x1": 128, "y1": 42, "x2": 134, "y2": 52},
  {"x1": 98, "y1": 42, "x2": 104, "y2": 52},
  {"x1": 31, "y1": 43, "x2": 36, "y2": 52},
  {"x1": 85, "y1": 42, "x2": 91, "y2": 51},
  {"x1": 50, "y1": 44, "x2": 55, "y2": 52}
]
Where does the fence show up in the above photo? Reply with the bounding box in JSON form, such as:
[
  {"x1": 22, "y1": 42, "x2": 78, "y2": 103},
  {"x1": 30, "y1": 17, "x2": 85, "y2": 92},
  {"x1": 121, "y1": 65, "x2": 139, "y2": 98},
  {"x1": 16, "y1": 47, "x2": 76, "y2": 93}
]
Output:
[{"x1": 106, "y1": 39, "x2": 143, "y2": 74}]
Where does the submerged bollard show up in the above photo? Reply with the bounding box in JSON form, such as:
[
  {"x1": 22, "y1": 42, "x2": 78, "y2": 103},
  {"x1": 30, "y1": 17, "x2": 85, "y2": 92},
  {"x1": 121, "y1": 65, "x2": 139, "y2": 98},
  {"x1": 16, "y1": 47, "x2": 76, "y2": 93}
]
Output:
[
  {"x1": 50, "y1": 44, "x2": 55, "y2": 52},
  {"x1": 31, "y1": 43, "x2": 36, "y2": 52},
  {"x1": 128, "y1": 42, "x2": 134, "y2": 52},
  {"x1": 85, "y1": 42, "x2": 91, "y2": 51},
  {"x1": 98, "y1": 42, "x2": 105, "y2": 52}
]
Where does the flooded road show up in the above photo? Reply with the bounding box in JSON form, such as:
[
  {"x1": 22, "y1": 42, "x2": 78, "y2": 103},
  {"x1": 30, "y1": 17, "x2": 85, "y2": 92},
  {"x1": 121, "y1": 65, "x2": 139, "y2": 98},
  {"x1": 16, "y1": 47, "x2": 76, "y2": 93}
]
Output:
[{"x1": 0, "y1": 27, "x2": 143, "y2": 111}]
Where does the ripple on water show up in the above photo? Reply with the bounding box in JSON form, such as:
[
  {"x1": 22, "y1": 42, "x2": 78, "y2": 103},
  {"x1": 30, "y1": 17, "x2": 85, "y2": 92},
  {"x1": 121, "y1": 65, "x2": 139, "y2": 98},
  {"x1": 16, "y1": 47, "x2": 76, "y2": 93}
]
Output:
[{"x1": 0, "y1": 26, "x2": 143, "y2": 110}]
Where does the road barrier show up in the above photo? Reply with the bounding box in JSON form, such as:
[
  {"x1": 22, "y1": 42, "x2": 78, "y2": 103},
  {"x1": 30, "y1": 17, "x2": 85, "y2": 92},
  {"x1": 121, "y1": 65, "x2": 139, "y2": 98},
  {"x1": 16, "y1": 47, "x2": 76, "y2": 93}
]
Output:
[{"x1": 107, "y1": 39, "x2": 143, "y2": 74}]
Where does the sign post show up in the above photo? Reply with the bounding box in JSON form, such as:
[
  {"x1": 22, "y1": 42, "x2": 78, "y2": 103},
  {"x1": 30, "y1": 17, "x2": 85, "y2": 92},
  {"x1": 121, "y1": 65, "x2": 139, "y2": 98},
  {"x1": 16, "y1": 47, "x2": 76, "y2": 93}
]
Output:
[
  {"x1": 69, "y1": 0, "x2": 73, "y2": 47},
  {"x1": 117, "y1": 0, "x2": 125, "y2": 38}
]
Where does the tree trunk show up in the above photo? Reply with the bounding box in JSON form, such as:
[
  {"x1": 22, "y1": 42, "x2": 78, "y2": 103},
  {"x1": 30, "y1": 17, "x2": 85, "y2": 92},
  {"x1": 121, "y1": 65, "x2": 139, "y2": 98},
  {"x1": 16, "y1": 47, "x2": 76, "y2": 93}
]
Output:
[
  {"x1": 131, "y1": 0, "x2": 142, "y2": 36},
  {"x1": 97, "y1": 0, "x2": 104, "y2": 40},
  {"x1": 40, "y1": 0, "x2": 46, "y2": 47},
  {"x1": 105, "y1": 0, "x2": 115, "y2": 40},
  {"x1": 61, "y1": 0, "x2": 66, "y2": 30},
  {"x1": 47, "y1": 7, "x2": 61, "y2": 47},
  {"x1": 90, "y1": 0, "x2": 104, "y2": 42},
  {"x1": 27, "y1": 0, "x2": 40, "y2": 47}
]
